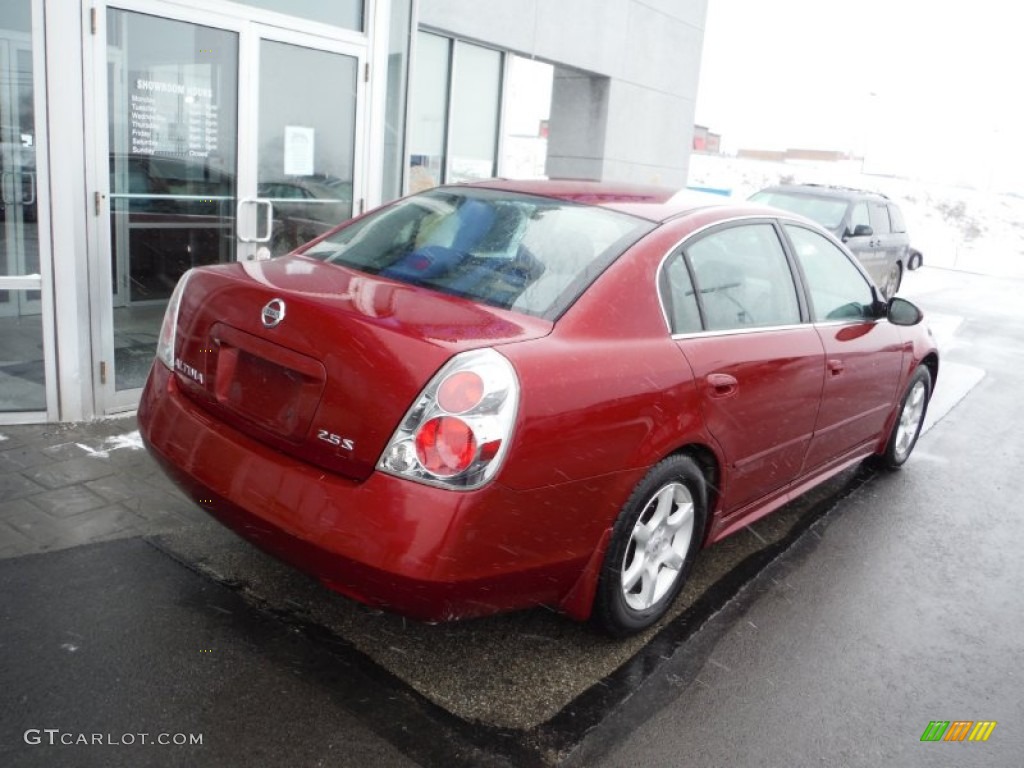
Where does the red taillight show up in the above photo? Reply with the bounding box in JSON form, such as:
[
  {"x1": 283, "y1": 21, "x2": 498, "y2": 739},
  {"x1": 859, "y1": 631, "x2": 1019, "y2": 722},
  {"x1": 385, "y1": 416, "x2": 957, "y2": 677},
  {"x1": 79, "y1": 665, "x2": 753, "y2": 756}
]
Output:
[
  {"x1": 378, "y1": 348, "x2": 519, "y2": 489},
  {"x1": 437, "y1": 371, "x2": 484, "y2": 413},
  {"x1": 415, "y1": 416, "x2": 477, "y2": 476},
  {"x1": 156, "y1": 270, "x2": 193, "y2": 370}
]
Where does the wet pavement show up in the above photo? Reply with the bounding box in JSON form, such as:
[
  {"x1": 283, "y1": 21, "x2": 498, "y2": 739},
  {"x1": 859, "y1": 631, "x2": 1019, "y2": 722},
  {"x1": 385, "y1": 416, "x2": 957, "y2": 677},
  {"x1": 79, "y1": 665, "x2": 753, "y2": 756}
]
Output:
[
  {"x1": 1, "y1": 539, "x2": 420, "y2": 768},
  {"x1": 1, "y1": 265, "x2": 1020, "y2": 766},
  {"x1": 590, "y1": 267, "x2": 1024, "y2": 767}
]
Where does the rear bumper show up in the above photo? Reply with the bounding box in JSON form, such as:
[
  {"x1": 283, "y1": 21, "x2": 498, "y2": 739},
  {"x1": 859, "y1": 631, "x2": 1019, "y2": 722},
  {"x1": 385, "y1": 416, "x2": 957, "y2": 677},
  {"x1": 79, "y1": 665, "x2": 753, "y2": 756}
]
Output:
[{"x1": 139, "y1": 363, "x2": 625, "y2": 621}]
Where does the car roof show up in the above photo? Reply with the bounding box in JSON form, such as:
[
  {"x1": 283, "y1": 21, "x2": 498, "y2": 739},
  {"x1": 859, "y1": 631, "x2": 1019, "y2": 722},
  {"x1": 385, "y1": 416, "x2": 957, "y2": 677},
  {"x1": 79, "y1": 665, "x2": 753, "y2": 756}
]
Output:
[
  {"x1": 756, "y1": 183, "x2": 891, "y2": 203},
  {"x1": 460, "y1": 178, "x2": 742, "y2": 223}
]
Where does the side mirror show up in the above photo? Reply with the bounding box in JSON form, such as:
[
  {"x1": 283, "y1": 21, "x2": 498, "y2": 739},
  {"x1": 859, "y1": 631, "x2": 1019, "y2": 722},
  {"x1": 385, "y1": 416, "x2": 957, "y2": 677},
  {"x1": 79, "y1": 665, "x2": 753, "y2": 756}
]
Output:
[
  {"x1": 887, "y1": 297, "x2": 924, "y2": 326},
  {"x1": 851, "y1": 224, "x2": 873, "y2": 238}
]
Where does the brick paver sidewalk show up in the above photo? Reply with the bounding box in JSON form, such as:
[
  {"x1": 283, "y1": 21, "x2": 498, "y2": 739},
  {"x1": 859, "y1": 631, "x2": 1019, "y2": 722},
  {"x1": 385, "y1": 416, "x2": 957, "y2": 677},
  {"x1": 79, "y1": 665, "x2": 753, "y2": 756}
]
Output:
[{"x1": 0, "y1": 416, "x2": 206, "y2": 558}]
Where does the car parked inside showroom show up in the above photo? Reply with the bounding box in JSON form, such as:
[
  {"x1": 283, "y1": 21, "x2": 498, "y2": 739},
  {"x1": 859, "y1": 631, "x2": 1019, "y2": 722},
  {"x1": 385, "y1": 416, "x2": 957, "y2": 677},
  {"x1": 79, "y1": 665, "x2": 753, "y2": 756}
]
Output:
[
  {"x1": 139, "y1": 180, "x2": 938, "y2": 636},
  {"x1": 749, "y1": 183, "x2": 922, "y2": 298}
]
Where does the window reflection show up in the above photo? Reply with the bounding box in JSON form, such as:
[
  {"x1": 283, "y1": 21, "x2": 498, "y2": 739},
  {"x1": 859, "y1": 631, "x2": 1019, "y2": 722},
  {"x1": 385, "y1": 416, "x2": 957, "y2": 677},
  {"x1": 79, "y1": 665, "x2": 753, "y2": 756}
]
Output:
[
  {"x1": 257, "y1": 41, "x2": 357, "y2": 255},
  {"x1": 409, "y1": 33, "x2": 450, "y2": 192},
  {"x1": 408, "y1": 35, "x2": 504, "y2": 191},
  {"x1": 447, "y1": 42, "x2": 501, "y2": 183}
]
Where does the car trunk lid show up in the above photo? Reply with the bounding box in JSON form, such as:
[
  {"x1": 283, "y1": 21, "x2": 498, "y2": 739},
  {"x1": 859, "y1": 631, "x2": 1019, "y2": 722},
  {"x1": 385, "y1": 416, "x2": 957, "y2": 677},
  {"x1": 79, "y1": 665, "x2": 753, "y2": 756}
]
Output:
[{"x1": 171, "y1": 256, "x2": 552, "y2": 481}]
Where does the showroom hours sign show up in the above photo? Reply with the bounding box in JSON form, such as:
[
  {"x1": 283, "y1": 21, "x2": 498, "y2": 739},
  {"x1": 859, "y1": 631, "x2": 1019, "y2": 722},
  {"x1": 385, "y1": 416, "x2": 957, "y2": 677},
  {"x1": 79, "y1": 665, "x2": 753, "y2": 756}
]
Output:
[{"x1": 130, "y1": 78, "x2": 219, "y2": 158}]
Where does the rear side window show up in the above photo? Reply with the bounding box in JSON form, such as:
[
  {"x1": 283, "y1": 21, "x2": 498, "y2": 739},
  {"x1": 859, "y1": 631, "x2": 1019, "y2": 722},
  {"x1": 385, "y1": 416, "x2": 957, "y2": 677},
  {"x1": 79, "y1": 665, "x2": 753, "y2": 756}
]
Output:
[
  {"x1": 785, "y1": 224, "x2": 874, "y2": 322},
  {"x1": 660, "y1": 254, "x2": 702, "y2": 333},
  {"x1": 303, "y1": 188, "x2": 654, "y2": 320},
  {"x1": 868, "y1": 202, "x2": 891, "y2": 234},
  {"x1": 888, "y1": 204, "x2": 906, "y2": 233},
  {"x1": 850, "y1": 202, "x2": 870, "y2": 233},
  {"x1": 682, "y1": 223, "x2": 801, "y2": 332}
]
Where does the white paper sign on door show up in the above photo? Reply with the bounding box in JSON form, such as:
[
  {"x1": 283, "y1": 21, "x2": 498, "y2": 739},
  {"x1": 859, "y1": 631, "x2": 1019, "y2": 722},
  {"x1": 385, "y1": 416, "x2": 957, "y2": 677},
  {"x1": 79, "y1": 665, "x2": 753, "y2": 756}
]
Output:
[{"x1": 284, "y1": 126, "x2": 315, "y2": 176}]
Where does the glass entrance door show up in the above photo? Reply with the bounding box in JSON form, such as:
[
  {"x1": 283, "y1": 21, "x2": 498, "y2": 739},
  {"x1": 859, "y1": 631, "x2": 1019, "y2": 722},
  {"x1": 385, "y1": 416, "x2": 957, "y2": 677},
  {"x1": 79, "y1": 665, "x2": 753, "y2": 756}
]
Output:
[
  {"x1": 94, "y1": 4, "x2": 364, "y2": 409},
  {"x1": 0, "y1": 8, "x2": 46, "y2": 413},
  {"x1": 106, "y1": 9, "x2": 239, "y2": 392},
  {"x1": 250, "y1": 36, "x2": 359, "y2": 258}
]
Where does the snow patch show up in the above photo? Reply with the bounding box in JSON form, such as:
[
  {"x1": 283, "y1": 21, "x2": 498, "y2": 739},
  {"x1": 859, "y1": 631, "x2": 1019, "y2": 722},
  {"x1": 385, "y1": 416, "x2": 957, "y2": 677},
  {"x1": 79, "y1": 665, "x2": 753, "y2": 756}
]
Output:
[{"x1": 77, "y1": 430, "x2": 145, "y2": 459}]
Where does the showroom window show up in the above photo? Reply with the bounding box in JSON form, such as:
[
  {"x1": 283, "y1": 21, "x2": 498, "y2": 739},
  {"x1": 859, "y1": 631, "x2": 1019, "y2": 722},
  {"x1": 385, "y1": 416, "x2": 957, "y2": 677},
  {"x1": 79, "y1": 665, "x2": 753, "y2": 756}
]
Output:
[
  {"x1": 382, "y1": 0, "x2": 413, "y2": 202},
  {"x1": 409, "y1": 32, "x2": 503, "y2": 190}
]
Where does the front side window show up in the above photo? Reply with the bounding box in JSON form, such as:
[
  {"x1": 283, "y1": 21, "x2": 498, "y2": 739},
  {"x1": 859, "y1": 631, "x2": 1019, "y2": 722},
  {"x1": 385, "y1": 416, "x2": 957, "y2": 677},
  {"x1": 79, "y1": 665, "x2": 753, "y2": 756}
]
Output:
[
  {"x1": 303, "y1": 188, "x2": 654, "y2": 319},
  {"x1": 785, "y1": 224, "x2": 874, "y2": 322},
  {"x1": 684, "y1": 223, "x2": 801, "y2": 332}
]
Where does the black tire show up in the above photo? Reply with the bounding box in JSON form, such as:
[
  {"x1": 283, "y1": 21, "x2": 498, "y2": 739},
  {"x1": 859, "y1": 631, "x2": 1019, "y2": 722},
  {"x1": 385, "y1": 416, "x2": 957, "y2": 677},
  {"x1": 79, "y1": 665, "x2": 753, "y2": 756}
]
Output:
[
  {"x1": 593, "y1": 455, "x2": 707, "y2": 637},
  {"x1": 877, "y1": 366, "x2": 932, "y2": 470}
]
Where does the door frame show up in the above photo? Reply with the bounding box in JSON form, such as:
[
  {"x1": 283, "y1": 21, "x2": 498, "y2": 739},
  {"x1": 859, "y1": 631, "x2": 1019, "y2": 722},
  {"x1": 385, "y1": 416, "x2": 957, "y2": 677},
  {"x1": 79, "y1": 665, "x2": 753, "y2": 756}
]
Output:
[{"x1": 84, "y1": 0, "x2": 371, "y2": 414}]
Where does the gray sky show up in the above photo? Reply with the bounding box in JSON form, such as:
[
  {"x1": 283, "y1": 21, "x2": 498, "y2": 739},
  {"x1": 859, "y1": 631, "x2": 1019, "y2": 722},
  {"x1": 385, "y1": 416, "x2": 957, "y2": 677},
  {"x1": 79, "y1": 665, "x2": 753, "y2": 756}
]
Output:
[{"x1": 695, "y1": 0, "x2": 1023, "y2": 190}]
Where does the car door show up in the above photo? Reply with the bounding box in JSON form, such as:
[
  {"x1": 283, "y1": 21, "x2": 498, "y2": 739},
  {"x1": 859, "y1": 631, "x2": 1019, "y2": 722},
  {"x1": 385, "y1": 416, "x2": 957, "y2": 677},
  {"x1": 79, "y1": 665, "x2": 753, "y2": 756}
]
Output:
[
  {"x1": 866, "y1": 200, "x2": 897, "y2": 285},
  {"x1": 662, "y1": 221, "x2": 825, "y2": 514},
  {"x1": 782, "y1": 223, "x2": 905, "y2": 471},
  {"x1": 842, "y1": 200, "x2": 882, "y2": 280}
]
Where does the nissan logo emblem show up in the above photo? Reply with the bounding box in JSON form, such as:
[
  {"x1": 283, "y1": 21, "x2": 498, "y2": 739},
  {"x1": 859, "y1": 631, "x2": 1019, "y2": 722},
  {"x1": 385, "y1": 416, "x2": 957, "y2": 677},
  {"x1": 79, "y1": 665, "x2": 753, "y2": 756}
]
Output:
[{"x1": 261, "y1": 299, "x2": 286, "y2": 328}]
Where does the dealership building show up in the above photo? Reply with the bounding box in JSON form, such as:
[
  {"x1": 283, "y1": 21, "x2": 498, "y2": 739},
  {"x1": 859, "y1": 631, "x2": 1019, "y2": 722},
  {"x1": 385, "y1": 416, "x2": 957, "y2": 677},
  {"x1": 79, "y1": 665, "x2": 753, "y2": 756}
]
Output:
[{"x1": 0, "y1": 0, "x2": 707, "y2": 424}]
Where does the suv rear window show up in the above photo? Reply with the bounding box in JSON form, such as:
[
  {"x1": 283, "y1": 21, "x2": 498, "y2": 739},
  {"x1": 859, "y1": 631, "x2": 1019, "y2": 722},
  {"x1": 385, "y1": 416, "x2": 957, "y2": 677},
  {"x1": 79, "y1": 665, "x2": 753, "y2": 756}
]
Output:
[{"x1": 303, "y1": 188, "x2": 654, "y2": 320}]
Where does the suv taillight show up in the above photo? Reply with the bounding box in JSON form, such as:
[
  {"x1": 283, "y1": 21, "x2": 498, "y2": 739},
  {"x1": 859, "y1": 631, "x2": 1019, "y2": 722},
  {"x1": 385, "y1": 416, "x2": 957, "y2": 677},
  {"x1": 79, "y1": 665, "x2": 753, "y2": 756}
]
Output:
[
  {"x1": 156, "y1": 270, "x2": 193, "y2": 371},
  {"x1": 378, "y1": 348, "x2": 519, "y2": 490}
]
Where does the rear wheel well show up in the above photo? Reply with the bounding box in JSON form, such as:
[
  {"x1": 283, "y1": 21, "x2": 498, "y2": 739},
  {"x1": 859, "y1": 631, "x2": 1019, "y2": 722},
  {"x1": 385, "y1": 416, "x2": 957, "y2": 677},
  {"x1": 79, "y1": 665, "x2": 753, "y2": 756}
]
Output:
[{"x1": 669, "y1": 443, "x2": 720, "y2": 545}]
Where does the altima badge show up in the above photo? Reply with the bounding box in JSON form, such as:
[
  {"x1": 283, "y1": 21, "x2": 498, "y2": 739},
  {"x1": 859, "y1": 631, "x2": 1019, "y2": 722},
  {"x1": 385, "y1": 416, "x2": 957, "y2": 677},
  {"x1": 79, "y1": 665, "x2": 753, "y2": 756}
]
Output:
[{"x1": 261, "y1": 299, "x2": 286, "y2": 328}]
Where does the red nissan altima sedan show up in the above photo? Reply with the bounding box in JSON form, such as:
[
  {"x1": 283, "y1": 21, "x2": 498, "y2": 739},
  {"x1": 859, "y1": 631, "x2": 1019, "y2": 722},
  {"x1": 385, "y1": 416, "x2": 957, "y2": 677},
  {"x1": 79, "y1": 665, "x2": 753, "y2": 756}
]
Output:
[{"x1": 139, "y1": 180, "x2": 938, "y2": 636}]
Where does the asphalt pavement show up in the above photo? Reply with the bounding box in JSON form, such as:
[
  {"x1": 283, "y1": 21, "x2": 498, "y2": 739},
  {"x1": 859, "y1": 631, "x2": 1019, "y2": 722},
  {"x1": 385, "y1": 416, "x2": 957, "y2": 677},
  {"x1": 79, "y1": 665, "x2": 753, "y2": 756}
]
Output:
[{"x1": 1, "y1": 265, "x2": 1020, "y2": 767}]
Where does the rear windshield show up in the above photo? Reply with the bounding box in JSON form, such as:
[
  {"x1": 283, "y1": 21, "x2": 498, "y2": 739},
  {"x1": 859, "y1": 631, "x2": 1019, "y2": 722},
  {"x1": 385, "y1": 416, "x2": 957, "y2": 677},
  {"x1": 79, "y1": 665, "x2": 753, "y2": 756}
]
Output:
[
  {"x1": 750, "y1": 190, "x2": 849, "y2": 231},
  {"x1": 301, "y1": 187, "x2": 655, "y2": 320}
]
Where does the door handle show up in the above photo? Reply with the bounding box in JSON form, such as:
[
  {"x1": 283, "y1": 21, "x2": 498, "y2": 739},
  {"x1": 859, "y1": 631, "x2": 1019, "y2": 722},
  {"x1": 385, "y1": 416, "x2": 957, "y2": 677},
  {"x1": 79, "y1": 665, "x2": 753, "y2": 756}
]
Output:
[
  {"x1": 827, "y1": 359, "x2": 844, "y2": 376},
  {"x1": 1, "y1": 171, "x2": 35, "y2": 205},
  {"x1": 706, "y1": 372, "x2": 738, "y2": 398},
  {"x1": 0, "y1": 171, "x2": 14, "y2": 205},
  {"x1": 237, "y1": 197, "x2": 275, "y2": 244},
  {"x1": 20, "y1": 171, "x2": 35, "y2": 205}
]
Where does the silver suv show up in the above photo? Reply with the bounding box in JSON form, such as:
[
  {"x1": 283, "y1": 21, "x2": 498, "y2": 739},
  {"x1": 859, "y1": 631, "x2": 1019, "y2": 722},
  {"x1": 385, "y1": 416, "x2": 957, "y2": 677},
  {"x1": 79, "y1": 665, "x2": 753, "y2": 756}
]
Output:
[{"x1": 750, "y1": 184, "x2": 922, "y2": 298}]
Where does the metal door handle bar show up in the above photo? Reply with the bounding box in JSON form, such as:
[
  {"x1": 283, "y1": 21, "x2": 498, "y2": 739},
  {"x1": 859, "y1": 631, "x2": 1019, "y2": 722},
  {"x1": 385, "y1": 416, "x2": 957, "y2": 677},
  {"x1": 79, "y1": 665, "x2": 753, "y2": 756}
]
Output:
[{"x1": 237, "y1": 197, "x2": 274, "y2": 243}]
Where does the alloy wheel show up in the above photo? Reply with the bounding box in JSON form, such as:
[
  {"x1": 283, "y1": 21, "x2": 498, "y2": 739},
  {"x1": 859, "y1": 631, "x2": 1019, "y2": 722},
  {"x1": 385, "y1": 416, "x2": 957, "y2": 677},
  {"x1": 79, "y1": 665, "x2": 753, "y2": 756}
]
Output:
[
  {"x1": 620, "y1": 482, "x2": 695, "y2": 611},
  {"x1": 893, "y1": 379, "x2": 927, "y2": 462}
]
